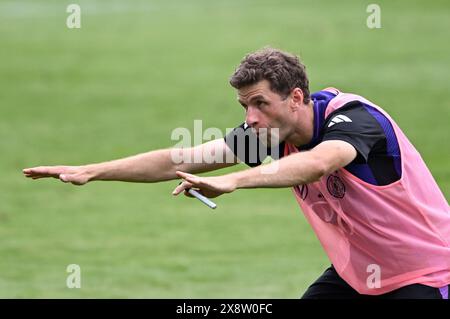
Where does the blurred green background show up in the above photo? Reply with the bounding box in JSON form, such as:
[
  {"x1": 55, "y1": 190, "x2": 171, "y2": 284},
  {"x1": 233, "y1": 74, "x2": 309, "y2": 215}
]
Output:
[{"x1": 0, "y1": 0, "x2": 449, "y2": 298}]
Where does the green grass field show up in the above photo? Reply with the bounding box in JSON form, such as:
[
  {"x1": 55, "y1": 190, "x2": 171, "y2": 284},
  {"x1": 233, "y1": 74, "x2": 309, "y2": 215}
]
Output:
[{"x1": 0, "y1": 0, "x2": 449, "y2": 298}]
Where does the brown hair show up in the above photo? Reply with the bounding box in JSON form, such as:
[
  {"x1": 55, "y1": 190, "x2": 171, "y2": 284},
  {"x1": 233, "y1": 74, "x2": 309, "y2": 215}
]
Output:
[{"x1": 229, "y1": 47, "x2": 310, "y2": 103}]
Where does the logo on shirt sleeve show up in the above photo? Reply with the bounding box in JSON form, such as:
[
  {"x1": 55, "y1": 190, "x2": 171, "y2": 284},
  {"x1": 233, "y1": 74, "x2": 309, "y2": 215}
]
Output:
[{"x1": 327, "y1": 115, "x2": 352, "y2": 127}]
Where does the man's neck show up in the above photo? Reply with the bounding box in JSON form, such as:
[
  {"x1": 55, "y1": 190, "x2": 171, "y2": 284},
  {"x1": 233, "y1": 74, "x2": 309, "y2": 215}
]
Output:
[{"x1": 285, "y1": 101, "x2": 315, "y2": 147}]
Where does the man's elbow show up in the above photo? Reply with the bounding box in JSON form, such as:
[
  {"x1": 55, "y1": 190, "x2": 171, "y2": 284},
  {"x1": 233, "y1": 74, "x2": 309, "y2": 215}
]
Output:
[
  {"x1": 306, "y1": 142, "x2": 357, "y2": 183},
  {"x1": 310, "y1": 153, "x2": 348, "y2": 182},
  {"x1": 306, "y1": 157, "x2": 329, "y2": 183}
]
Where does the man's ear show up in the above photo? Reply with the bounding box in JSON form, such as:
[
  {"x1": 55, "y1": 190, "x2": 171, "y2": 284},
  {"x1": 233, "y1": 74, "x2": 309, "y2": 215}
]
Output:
[{"x1": 290, "y1": 88, "x2": 304, "y2": 110}]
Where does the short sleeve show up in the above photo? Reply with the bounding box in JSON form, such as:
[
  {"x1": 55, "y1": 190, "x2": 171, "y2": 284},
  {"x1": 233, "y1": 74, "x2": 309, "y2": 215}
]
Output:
[{"x1": 322, "y1": 101, "x2": 385, "y2": 163}]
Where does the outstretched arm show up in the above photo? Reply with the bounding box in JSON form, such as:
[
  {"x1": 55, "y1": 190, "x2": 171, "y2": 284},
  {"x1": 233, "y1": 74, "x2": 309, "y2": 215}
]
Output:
[
  {"x1": 23, "y1": 139, "x2": 238, "y2": 185},
  {"x1": 172, "y1": 140, "x2": 357, "y2": 197}
]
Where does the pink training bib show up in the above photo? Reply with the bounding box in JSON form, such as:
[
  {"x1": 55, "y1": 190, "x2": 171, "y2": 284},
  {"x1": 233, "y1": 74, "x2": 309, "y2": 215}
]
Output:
[{"x1": 286, "y1": 88, "x2": 450, "y2": 295}]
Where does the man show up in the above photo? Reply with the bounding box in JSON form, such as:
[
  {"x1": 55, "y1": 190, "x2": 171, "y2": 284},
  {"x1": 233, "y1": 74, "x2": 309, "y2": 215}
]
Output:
[{"x1": 23, "y1": 48, "x2": 449, "y2": 299}]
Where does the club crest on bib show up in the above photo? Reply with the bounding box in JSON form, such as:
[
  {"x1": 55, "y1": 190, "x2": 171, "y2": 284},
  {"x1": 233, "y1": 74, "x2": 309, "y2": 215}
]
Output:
[{"x1": 327, "y1": 174, "x2": 346, "y2": 198}]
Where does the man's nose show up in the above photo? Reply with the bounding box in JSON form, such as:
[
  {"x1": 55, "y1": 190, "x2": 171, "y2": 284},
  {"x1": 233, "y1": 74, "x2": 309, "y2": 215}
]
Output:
[{"x1": 245, "y1": 108, "x2": 259, "y2": 128}]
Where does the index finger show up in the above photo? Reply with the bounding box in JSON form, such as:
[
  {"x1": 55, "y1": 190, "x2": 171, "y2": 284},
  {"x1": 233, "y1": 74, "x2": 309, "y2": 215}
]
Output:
[
  {"x1": 172, "y1": 180, "x2": 193, "y2": 196},
  {"x1": 22, "y1": 166, "x2": 62, "y2": 178},
  {"x1": 175, "y1": 171, "x2": 200, "y2": 184}
]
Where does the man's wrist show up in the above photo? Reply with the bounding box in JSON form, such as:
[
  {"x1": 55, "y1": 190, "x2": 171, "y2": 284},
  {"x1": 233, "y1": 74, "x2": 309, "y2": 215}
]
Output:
[
  {"x1": 230, "y1": 171, "x2": 247, "y2": 190},
  {"x1": 83, "y1": 164, "x2": 99, "y2": 182}
]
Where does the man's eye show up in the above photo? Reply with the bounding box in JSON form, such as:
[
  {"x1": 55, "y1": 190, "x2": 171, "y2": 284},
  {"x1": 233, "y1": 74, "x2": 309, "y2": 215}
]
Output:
[{"x1": 256, "y1": 101, "x2": 265, "y2": 107}]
